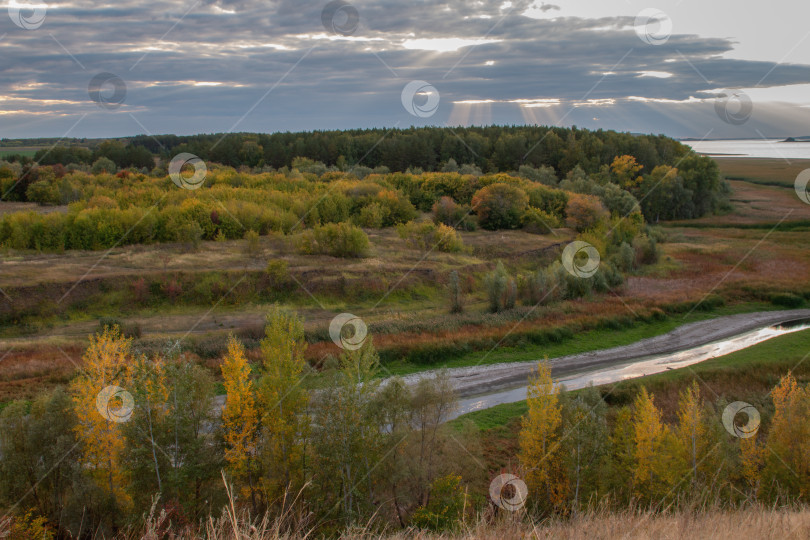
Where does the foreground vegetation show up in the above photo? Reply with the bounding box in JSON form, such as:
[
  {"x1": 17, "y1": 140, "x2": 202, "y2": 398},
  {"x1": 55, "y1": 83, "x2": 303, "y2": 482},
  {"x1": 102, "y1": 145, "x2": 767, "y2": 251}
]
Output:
[{"x1": 3, "y1": 316, "x2": 810, "y2": 538}]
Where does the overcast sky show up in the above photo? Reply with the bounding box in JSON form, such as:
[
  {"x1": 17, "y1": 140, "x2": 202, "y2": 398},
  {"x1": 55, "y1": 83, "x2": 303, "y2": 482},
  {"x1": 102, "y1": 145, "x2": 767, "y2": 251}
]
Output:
[{"x1": 2, "y1": 0, "x2": 809, "y2": 139}]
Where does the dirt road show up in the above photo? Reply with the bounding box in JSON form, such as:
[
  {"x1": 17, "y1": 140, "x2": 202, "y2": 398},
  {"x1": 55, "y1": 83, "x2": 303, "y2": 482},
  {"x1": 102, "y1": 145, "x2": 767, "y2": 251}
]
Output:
[{"x1": 393, "y1": 309, "x2": 810, "y2": 397}]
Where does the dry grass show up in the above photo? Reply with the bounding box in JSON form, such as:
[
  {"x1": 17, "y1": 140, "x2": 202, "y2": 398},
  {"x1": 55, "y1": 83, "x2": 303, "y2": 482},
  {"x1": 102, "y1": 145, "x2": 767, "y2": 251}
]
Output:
[
  {"x1": 131, "y1": 506, "x2": 810, "y2": 539},
  {"x1": 714, "y1": 157, "x2": 810, "y2": 187}
]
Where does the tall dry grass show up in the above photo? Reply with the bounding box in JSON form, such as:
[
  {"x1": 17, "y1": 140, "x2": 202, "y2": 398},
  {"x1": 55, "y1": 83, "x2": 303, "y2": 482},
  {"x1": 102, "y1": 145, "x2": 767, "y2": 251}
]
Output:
[{"x1": 131, "y1": 504, "x2": 810, "y2": 540}]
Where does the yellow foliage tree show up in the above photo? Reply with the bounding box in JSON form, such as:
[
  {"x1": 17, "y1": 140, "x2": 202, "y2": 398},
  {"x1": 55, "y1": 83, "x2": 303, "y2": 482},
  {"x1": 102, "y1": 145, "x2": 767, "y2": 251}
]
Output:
[
  {"x1": 611, "y1": 155, "x2": 643, "y2": 190},
  {"x1": 70, "y1": 327, "x2": 133, "y2": 511},
  {"x1": 632, "y1": 387, "x2": 674, "y2": 502},
  {"x1": 762, "y1": 372, "x2": 810, "y2": 498},
  {"x1": 674, "y1": 381, "x2": 719, "y2": 489},
  {"x1": 257, "y1": 306, "x2": 309, "y2": 505},
  {"x1": 740, "y1": 435, "x2": 765, "y2": 495},
  {"x1": 221, "y1": 335, "x2": 260, "y2": 509},
  {"x1": 519, "y1": 360, "x2": 567, "y2": 511}
]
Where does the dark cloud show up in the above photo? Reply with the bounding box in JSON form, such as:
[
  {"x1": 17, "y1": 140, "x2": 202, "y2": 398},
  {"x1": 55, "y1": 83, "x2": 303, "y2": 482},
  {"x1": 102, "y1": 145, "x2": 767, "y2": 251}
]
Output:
[{"x1": 0, "y1": 0, "x2": 808, "y2": 138}]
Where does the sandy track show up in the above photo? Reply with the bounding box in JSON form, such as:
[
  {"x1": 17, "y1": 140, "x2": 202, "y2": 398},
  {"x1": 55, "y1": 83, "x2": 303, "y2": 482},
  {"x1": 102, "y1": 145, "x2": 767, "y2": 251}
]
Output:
[{"x1": 392, "y1": 309, "x2": 810, "y2": 397}]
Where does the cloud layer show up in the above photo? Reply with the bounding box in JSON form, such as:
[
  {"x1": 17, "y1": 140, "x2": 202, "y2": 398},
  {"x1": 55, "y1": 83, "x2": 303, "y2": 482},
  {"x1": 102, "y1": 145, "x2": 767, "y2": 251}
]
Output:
[{"x1": 2, "y1": 0, "x2": 810, "y2": 138}]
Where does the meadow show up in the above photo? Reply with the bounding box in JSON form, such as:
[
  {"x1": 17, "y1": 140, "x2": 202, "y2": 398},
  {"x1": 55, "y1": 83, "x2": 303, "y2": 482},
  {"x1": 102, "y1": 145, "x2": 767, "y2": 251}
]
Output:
[{"x1": 1, "y1": 128, "x2": 810, "y2": 537}]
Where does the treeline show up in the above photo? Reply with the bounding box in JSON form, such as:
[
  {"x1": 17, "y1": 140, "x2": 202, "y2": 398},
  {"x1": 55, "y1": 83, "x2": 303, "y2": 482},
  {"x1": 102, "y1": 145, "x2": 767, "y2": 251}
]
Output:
[
  {"x1": 0, "y1": 314, "x2": 483, "y2": 537},
  {"x1": 519, "y1": 363, "x2": 810, "y2": 514},
  {"x1": 126, "y1": 126, "x2": 687, "y2": 177},
  {"x1": 1, "y1": 126, "x2": 726, "y2": 222},
  {"x1": 2, "y1": 318, "x2": 809, "y2": 537}
]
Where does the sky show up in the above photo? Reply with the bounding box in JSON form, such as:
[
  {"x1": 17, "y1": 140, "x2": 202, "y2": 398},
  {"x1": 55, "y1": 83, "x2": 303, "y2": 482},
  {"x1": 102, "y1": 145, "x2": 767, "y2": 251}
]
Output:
[{"x1": 1, "y1": 0, "x2": 810, "y2": 140}]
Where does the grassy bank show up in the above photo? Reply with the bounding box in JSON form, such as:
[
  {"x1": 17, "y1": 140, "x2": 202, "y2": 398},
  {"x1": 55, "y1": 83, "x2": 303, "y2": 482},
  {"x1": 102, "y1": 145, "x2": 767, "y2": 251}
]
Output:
[
  {"x1": 457, "y1": 325, "x2": 810, "y2": 430},
  {"x1": 381, "y1": 302, "x2": 781, "y2": 376}
]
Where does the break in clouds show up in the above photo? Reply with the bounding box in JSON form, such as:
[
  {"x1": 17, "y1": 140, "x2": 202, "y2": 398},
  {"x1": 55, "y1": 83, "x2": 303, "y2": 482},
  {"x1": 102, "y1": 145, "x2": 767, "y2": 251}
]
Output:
[{"x1": 2, "y1": 0, "x2": 810, "y2": 138}]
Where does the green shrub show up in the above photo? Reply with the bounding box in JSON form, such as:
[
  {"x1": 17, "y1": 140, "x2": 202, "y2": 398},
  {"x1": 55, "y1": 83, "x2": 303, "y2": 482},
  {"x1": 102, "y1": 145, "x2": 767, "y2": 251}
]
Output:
[
  {"x1": 522, "y1": 206, "x2": 559, "y2": 234},
  {"x1": 484, "y1": 261, "x2": 517, "y2": 312},
  {"x1": 266, "y1": 259, "x2": 291, "y2": 289},
  {"x1": 432, "y1": 196, "x2": 477, "y2": 231},
  {"x1": 471, "y1": 183, "x2": 528, "y2": 230},
  {"x1": 397, "y1": 220, "x2": 464, "y2": 253},
  {"x1": 174, "y1": 220, "x2": 203, "y2": 251},
  {"x1": 770, "y1": 292, "x2": 805, "y2": 308},
  {"x1": 410, "y1": 474, "x2": 466, "y2": 532},
  {"x1": 615, "y1": 241, "x2": 635, "y2": 272},
  {"x1": 296, "y1": 222, "x2": 369, "y2": 258},
  {"x1": 633, "y1": 234, "x2": 660, "y2": 266},
  {"x1": 25, "y1": 180, "x2": 61, "y2": 205},
  {"x1": 355, "y1": 202, "x2": 385, "y2": 228},
  {"x1": 90, "y1": 157, "x2": 116, "y2": 175}
]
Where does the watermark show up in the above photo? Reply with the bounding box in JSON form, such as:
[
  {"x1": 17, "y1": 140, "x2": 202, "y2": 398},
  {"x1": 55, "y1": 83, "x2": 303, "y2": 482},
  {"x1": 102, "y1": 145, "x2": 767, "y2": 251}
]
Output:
[
  {"x1": 634, "y1": 8, "x2": 672, "y2": 46},
  {"x1": 96, "y1": 385, "x2": 134, "y2": 423},
  {"x1": 794, "y1": 168, "x2": 810, "y2": 204},
  {"x1": 329, "y1": 313, "x2": 368, "y2": 350},
  {"x1": 562, "y1": 241, "x2": 600, "y2": 278},
  {"x1": 88, "y1": 72, "x2": 127, "y2": 110},
  {"x1": 8, "y1": 0, "x2": 47, "y2": 30},
  {"x1": 321, "y1": 0, "x2": 359, "y2": 36},
  {"x1": 169, "y1": 153, "x2": 207, "y2": 190},
  {"x1": 714, "y1": 92, "x2": 753, "y2": 126},
  {"x1": 401, "y1": 80, "x2": 440, "y2": 118},
  {"x1": 722, "y1": 401, "x2": 760, "y2": 438},
  {"x1": 489, "y1": 473, "x2": 528, "y2": 512}
]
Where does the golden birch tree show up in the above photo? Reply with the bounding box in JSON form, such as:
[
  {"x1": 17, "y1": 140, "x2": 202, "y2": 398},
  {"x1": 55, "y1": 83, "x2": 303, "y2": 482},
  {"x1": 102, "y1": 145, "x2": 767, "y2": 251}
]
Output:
[
  {"x1": 519, "y1": 360, "x2": 566, "y2": 511},
  {"x1": 762, "y1": 372, "x2": 810, "y2": 499},
  {"x1": 221, "y1": 334, "x2": 260, "y2": 510},
  {"x1": 70, "y1": 327, "x2": 133, "y2": 513},
  {"x1": 631, "y1": 387, "x2": 674, "y2": 503}
]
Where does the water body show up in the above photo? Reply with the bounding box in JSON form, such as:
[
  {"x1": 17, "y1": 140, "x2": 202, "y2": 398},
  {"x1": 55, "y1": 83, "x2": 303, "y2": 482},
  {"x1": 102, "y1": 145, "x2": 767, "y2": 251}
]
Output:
[
  {"x1": 452, "y1": 320, "x2": 810, "y2": 420},
  {"x1": 683, "y1": 139, "x2": 810, "y2": 159}
]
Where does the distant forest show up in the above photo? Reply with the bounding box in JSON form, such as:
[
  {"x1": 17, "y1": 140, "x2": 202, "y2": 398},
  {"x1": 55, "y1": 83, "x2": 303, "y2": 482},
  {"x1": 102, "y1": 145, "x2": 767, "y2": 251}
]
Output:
[
  {"x1": 1, "y1": 126, "x2": 726, "y2": 221},
  {"x1": 6, "y1": 126, "x2": 687, "y2": 175}
]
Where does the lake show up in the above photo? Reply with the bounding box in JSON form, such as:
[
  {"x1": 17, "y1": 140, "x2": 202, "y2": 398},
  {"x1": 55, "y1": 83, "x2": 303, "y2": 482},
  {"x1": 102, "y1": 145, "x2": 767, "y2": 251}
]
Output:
[{"x1": 683, "y1": 139, "x2": 810, "y2": 159}]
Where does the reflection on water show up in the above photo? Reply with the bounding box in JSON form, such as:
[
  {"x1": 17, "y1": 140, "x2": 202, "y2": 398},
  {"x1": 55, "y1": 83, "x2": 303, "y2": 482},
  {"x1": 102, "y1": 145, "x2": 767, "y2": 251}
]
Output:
[
  {"x1": 452, "y1": 321, "x2": 810, "y2": 420},
  {"x1": 683, "y1": 139, "x2": 810, "y2": 159}
]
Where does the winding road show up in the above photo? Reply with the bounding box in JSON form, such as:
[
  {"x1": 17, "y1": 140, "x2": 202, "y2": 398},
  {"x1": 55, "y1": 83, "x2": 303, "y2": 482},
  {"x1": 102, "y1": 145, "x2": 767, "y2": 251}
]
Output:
[{"x1": 392, "y1": 309, "x2": 810, "y2": 399}]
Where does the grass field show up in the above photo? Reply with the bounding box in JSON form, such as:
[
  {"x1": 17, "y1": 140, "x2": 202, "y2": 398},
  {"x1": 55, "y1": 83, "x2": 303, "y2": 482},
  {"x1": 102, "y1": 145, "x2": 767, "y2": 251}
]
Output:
[
  {"x1": 714, "y1": 156, "x2": 810, "y2": 187},
  {"x1": 0, "y1": 147, "x2": 40, "y2": 158}
]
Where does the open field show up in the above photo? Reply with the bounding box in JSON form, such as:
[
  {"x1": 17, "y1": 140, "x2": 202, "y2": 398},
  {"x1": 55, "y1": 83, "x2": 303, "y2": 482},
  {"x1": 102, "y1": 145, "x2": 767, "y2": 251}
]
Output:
[{"x1": 714, "y1": 157, "x2": 810, "y2": 187}]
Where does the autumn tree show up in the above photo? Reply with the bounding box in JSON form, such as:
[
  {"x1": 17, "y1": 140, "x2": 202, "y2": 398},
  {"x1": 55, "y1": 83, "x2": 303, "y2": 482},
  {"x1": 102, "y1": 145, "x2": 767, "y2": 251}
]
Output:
[
  {"x1": 672, "y1": 381, "x2": 723, "y2": 492},
  {"x1": 565, "y1": 193, "x2": 609, "y2": 232},
  {"x1": 257, "y1": 306, "x2": 309, "y2": 506},
  {"x1": 631, "y1": 387, "x2": 675, "y2": 503},
  {"x1": 471, "y1": 182, "x2": 528, "y2": 230},
  {"x1": 519, "y1": 360, "x2": 566, "y2": 512},
  {"x1": 70, "y1": 327, "x2": 133, "y2": 523},
  {"x1": 761, "y1": 373, "x2": 810, "y2": 500},
  {"x1": 610, "y1": 155, "x2": 643, "y2": 190},
  {"x1": 607, "y1": 406, "x2": 635, "y2": 504},
  {"x1": 221, "y1": 335, "x2": 261, "y2": 511}
]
